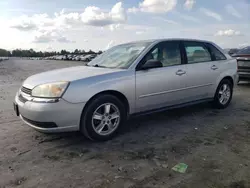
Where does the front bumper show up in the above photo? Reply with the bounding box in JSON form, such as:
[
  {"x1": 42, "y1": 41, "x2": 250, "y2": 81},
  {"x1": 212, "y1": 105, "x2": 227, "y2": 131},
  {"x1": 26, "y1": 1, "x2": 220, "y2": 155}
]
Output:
[
  {"x1": 15, "y1": 93, "x2": 85, "y2": 133},
  {"x1": 238, "y1": 71, "x2": 250, "y2": 80}
]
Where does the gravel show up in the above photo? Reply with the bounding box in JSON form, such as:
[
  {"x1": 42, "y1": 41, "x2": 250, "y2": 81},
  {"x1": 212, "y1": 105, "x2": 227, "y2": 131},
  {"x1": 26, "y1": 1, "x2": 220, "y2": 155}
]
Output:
[{"x1": 0, "y1": 58, "x2": 249, "y2": 188}]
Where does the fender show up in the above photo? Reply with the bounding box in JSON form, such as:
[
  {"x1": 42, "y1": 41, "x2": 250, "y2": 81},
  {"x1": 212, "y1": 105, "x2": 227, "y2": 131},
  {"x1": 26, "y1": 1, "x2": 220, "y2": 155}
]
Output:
[
  {"x1": 63, "y1": 70, "x2": 136, "y2": 114},
  {"x1": 213, "y1": 59, "x2": 238, "y2": 94}
]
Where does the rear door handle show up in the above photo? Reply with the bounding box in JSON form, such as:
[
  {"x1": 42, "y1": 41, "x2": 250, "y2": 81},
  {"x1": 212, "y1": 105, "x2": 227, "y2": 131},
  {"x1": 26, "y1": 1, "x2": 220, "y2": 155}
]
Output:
[
  {"x1": 211, "y1": 65, "x2": 218, "y2": 70},
  {"x1": 176, "y1": 70, "x2": 186, "y2": 76}
]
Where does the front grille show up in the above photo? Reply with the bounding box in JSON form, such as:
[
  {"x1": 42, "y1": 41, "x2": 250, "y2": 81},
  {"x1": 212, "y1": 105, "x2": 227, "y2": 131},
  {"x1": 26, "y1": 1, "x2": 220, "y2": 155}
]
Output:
[
  {"x1": 22, "y1": 116, "x2": 57, "y2": 128},
  {"x1": 238, "y1": 60, "x2": 250, "y2": 64},
  {"x1": 19, "y1": 94, "x2": 28, "y2": 103},
  {"x1": 21, "y1": 86, "x2": 32, "y2": 95}
]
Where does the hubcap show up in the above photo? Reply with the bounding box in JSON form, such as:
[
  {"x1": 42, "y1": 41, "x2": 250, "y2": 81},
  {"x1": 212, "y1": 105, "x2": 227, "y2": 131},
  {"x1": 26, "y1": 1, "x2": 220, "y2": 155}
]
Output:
[
  {"x1": 218, "y1": 84, "x2": 231, "y2": 105},
  {"x1": 92, "y1": 103, "x2": 120, "y2": 136}
]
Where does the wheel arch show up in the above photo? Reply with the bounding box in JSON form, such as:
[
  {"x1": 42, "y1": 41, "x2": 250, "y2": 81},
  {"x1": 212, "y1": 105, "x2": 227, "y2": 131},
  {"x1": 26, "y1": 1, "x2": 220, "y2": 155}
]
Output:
[
  {"x1": 213, "y1": 74, "x2": 235, "y2": 99},
  {"x1": 220, "y1": 76, "x2": 234, "y2": 87},
  {"x1": 81, "y1": 90, "x2": 130, "y2": 120},
  {"x1": 213, "y1": 75, "x2": 234, "y2": 109}
]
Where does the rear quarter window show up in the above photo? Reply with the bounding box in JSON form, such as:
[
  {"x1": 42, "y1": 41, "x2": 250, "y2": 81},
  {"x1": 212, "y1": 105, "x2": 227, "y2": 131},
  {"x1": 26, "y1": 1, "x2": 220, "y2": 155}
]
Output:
[{"x1": 206, "y1": 43, "x2": 227, "y2": 61}]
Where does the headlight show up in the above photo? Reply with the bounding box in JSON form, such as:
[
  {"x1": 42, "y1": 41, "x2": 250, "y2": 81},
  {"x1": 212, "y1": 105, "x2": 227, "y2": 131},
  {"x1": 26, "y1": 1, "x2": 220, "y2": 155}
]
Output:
[{"x1": 32, "y1": 82, "x2": 69, "y2": 98}]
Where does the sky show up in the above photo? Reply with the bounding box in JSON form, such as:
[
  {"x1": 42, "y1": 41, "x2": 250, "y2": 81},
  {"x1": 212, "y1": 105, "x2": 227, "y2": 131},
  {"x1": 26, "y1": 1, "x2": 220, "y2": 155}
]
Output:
[{"x1": 0, "y1": 0, "x2": 249, "y2": 52}]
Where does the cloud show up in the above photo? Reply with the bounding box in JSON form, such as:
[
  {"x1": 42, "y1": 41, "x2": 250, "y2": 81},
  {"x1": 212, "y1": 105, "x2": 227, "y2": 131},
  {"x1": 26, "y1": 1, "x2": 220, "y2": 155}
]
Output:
[
  {"x1": 200, "y1": 8, "x2": 222, "y2": 21},
  {"x1": 33, "y1": 31, "x2": 55, "y2": 43},
  {"x1": 121, "y1": 24, "x2": 156, "y2": 36},
  {"x1": 153, "y1": 17, "x2": 179, "y2": 25},
  {"x1": 10, "y1": 14, "x2": 42, "y2": 31},
  {"x1": 57, "y1": 36, "x2": 75, "y2": 43},
  {"x1": 127, "y1": 7, "x2": 140, "y2": 14},
  {"x1": 111, "y1": 2, "x2": 127, "y2": 22},
  {"x1": 136, "y1": 31, "x2": 146, "y2": 35},
  {"x1": 81, "y1": 7, "x2": 113, "y2": 26},
  {"x1": 225, "y1": 4, "x2": 242, "y2": 18},
  {"x1": 10, "y1": 2, "x2": 126, "y2": 33},
  {"x1": 33, "y1": 30, "x2": 75, "y2": 43},
  {"x1": 81, "y1": 2, "x2": 126, "y2": 26},
  {"x1": 215, "y1": 29, "x2": 242, "y2": 36},
  {"x1": 128, "y1": 0, "x2": 177, "y2": 14},
  {"x1": 11, "y1": 22, "x2": 37, "y2": 31},
  {"x1": 54, "y1": 11, "x2": 81, "y2": 27},
  {"x1": 109, "y1": 23, "x2": 121, "y2": 31},
  {"x1": 173, "y1": 12, "x2": 200, "y2": 23},
  {"x1": 161, "y1": 19, "x2": 179, "y2": 25},
  {"x1": 184, "y1": 0, "x2": 195, "y2": 10},
  {"x1": 10, "y1": 13, "x2": 76, "y2": 32}
]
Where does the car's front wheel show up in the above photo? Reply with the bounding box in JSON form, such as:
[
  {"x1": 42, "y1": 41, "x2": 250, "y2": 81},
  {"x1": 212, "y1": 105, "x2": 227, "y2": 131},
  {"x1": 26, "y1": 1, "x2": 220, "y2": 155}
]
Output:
[
  {"x1": 213, "y1": 79, "x2": 233, "y2": 109},
  {"x1": 80, "y1": 95, "x2": 126, "y2": 141}
]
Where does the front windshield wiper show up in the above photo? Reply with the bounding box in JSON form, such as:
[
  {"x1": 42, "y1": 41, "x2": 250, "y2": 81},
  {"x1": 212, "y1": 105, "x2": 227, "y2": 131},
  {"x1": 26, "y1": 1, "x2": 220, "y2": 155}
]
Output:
[{"x1": 92, "y1": 64, "x2": 107, "y2": 68}]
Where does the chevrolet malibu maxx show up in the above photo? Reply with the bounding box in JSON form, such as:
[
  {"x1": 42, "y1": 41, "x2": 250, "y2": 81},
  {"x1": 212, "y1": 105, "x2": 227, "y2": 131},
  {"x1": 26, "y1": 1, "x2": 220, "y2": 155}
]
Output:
[{"x1": 14, "y1": 39, "x2": 238, "y2": 141}]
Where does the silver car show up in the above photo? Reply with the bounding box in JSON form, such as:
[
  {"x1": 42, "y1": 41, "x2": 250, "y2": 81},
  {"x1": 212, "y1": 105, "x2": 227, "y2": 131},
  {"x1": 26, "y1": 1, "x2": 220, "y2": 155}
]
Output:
[{"x1": 14, "y1": 39, "x2": 238, "y2": 141}]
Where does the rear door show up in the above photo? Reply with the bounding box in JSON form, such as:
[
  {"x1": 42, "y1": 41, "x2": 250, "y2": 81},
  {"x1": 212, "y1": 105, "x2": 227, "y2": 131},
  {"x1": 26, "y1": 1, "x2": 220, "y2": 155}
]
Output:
[
  {"x1": 205, "y1": 42, "x2": 229, "y2": 86},
  {"x1": 182, "y1": 41, "x2": 220, "y2": 101}
]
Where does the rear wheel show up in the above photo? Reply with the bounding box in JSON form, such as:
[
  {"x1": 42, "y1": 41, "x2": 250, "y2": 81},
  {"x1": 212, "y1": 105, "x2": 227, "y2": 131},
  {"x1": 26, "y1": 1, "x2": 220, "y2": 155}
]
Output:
[
  {"x1": 80, "y1": 95, "x2": 126, "y2": 141},
  {"x1": 213, "y1": 79, "x2": 233, "y2": 109}
]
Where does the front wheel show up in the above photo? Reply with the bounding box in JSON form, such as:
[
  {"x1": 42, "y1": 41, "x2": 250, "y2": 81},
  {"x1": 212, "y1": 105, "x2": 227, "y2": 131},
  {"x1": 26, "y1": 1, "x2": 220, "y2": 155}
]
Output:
[
  {"x1": 80, "y1": 95, "x2": 126, "y2": 141},
  {"x1": 213, "y1": 79, "x2": 233, "y2": 109}
]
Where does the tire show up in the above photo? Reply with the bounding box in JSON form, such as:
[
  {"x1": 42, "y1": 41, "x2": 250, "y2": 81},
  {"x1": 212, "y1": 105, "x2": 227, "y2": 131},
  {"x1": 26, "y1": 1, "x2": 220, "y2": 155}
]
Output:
[
  {"x1": 80, "y1": 94, "x2": 126, "y2": 141},
  {"x1": 213, "y1": 79, "x2": 233, "y2": 109}
]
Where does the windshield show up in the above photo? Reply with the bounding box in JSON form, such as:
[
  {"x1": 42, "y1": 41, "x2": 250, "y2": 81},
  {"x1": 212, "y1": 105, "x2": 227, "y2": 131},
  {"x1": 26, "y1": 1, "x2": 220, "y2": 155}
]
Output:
[{"x1": 87, "y1": 42, "x2": 151, "y2": 69}]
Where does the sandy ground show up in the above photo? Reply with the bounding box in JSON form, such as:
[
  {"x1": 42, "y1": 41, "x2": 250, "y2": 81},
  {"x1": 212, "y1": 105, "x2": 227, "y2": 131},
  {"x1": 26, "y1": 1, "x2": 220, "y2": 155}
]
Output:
[{"x1": 0, "y1": 59, "x2": 249, "y2": 188}]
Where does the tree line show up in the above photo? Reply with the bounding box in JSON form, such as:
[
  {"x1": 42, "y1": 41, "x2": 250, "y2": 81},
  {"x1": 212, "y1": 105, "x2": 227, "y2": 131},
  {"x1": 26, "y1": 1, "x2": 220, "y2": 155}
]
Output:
[{"x1": 0, "y1": 48, "x2": 103, "y2": 57}]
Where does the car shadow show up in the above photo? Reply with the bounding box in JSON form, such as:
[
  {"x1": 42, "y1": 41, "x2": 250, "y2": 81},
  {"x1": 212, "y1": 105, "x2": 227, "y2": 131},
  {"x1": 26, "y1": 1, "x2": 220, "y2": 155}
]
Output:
[{"x1": 36, "y1": 101, "x2": 216, "y2": 151}]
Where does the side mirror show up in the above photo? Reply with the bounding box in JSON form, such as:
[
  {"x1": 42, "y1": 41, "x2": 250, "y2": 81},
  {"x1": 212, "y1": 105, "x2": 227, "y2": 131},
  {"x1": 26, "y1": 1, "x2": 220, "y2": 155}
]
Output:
[{"x1": 141, "y1": 59, "x2": 163, "y2": 70}]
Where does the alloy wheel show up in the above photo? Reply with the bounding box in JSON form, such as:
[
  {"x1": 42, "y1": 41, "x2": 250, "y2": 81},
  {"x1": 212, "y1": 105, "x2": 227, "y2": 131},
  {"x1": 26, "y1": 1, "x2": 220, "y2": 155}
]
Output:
[
  {"x1": 91, "y1": 103, "x2": 120, "y2": 136},
  {"x1": 218, "y1": 84, "x2": 231, "y2": 105}
]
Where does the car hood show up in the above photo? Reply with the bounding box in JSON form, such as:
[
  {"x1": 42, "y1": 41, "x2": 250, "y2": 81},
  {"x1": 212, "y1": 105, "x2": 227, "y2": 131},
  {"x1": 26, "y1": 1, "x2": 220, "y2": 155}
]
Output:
[
  {"x1": 23, "y1": 66, "x2": 124, "y2": 89},
  {"x1": 234, "y1": 54, "x2": 250, "y2": 58}
]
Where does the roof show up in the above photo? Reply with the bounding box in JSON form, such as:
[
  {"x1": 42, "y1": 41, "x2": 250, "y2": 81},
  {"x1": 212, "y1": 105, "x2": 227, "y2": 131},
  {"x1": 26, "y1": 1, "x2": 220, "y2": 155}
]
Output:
[{"x1": 123, "y1": 38, "x2": 213, "y2": 45}]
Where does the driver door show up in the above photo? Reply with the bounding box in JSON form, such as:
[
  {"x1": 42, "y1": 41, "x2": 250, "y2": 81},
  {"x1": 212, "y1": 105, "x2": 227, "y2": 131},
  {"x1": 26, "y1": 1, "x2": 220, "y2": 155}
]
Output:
[{"x1": 135, "y1": 41, "x2": 187, "y2": 113}]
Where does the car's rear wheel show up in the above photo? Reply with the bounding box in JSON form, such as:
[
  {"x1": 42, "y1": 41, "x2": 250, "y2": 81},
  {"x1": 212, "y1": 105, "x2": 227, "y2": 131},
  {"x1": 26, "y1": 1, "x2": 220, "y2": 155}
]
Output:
[
  {"x1": 213, "y1": 79, "x2": 233, "y2": 109},
  {"x1": 80, "y1": 94, "x2": 126, "y2": 141}
]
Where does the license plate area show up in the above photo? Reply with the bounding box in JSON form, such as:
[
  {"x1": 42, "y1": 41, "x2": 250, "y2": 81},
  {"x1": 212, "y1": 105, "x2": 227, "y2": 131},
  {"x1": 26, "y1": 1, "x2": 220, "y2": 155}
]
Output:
[{"x1": 13, "y1": 103, "x2": 19, "y2": 116}]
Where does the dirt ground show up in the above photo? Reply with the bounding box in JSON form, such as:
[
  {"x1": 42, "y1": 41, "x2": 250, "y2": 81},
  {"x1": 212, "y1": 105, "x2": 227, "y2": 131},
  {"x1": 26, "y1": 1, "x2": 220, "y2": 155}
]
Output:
[{"x1": 0, "y1": 59, "x2": 249, "y2": 188}]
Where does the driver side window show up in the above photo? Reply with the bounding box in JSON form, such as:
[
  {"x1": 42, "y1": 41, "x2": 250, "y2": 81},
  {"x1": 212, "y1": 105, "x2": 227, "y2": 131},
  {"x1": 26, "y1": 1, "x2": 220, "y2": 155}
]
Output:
[{"x1": 142, "y1": 41, "x2": 181, "y2": 68}]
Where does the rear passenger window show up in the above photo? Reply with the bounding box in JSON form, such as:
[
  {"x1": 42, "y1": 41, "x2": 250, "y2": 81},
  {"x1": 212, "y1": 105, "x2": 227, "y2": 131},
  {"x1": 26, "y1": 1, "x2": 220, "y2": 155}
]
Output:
[
  {"x1": 184, "y1": 42, "x2": 212, "y2": 64},
  {"x1": 206, "y1": 43, "x2": 227, "y2": 60}
]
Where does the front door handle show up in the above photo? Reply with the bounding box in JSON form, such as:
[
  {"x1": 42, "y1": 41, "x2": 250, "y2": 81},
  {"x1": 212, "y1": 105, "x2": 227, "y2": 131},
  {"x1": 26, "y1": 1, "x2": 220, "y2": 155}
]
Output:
[
  {"x1": 176, "y1": 70, "x2": 186, "y2": 76},
  {"x1": 211, "y1": 65, "x2": 218, "y2": 70}
]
